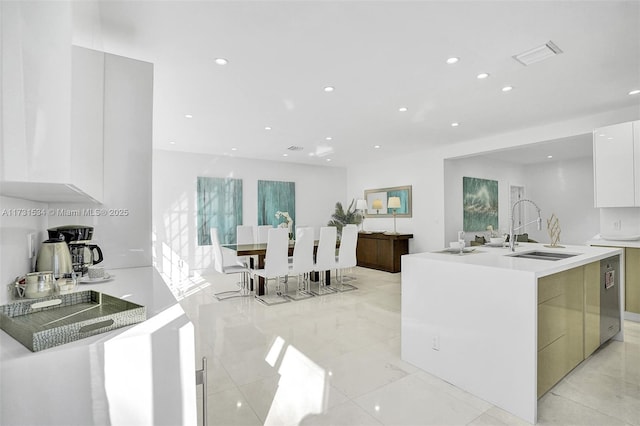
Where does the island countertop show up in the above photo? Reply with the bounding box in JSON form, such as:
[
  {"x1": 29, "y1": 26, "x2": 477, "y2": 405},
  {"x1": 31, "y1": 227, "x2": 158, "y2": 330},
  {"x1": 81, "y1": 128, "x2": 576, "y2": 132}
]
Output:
[
  {"x1": 407, "y1": 242, "x2": 623, "y2": 278},
  {"x1": 401, "y1": 243, "x2": 624, "y2": 424}
]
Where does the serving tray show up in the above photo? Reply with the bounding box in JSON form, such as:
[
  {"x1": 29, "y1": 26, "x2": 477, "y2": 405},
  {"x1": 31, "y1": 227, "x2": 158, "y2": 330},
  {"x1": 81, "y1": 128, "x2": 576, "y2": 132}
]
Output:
[{"x1": 0, "y1": 290, "x2": 146, "y2": 352}]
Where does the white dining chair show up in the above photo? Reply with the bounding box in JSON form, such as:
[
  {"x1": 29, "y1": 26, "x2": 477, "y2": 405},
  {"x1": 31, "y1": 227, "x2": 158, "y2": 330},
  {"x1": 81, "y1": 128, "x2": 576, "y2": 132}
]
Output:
[
  {"x1": 334, "y1": 224, "x2": 358, "y2": 291},
  {"x1": 285, "y1": 226, "x2": 315, "y2": 300},
  {"x1": 257, "y1": 225, "x2": 272, "y2": 244},
  {"x1": 236, "y1": 224, "x2": 257, "y2": 271},
  {"x1": 237, "y1": 225, "x2": 255, "y2": 245},
  {"x1": 311, "y1": 226, "x2": 338, "y2": 296},
  {"x1": 210, "y1": 228, "x2": 251, "y2": 300},
  {"x1": 252, "y1": 227, "x2": 290, "y2": 305}
]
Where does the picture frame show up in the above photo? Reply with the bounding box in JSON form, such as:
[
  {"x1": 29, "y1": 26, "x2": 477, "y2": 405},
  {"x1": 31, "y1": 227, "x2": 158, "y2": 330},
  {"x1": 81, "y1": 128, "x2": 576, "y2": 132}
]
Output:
[{"x1": 363, "y1": 185, "x2": 412, "y2": 218}]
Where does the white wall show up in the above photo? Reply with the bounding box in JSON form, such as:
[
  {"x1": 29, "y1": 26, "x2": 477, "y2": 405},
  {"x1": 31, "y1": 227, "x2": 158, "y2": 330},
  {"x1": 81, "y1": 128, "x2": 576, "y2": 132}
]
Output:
[
  {"x1": 347, "y1": 106, "x2": 640, "y2": 254},
  {"x1": 600, "y1": 207, "x2": 640, "y2": 238},
  {"x1": 0, "y1": 196, "x2": 48, "y2": 303},
  {"x1": 444, "y1": 156, "x2": 526, "y2": 245},
  {"x1": 525, "y1": 157, "x2": 599, "y2": 245},
  {"x1": 443, "y1": 156, "x2": 599, "y2": 246},
  {"x1": 153, "y1": 150, "x2": 348, "y2": 278}
]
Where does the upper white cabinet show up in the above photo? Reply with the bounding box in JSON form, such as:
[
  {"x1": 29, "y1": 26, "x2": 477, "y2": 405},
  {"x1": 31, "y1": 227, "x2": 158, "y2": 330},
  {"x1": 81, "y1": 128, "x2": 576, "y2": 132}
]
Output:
[
  {"x1": 593, "y1": 121, "x2": 640, "y2": 207},
  {"x1": 0, "y1": 2, "x2": 104, "y2": 202}
]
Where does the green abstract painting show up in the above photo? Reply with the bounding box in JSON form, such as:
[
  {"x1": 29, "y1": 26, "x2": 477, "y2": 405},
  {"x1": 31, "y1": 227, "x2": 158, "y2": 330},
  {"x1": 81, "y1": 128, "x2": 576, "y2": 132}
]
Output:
[
  {"x1": 258, "y1": 180, "x2": 295, "y2": 231},
  {"x1": 197, "y1": 177, "x2": 243, "y2": 245},
  {"x1": 463, "y1": 176, "x2": 498, "y2": 232}
]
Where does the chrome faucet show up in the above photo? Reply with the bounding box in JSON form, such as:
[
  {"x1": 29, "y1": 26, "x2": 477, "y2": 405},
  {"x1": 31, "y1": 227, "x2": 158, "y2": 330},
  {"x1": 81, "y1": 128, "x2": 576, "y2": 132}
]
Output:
[{"x1": 509, "y1": 199, "x2": 542, "y2": 251}]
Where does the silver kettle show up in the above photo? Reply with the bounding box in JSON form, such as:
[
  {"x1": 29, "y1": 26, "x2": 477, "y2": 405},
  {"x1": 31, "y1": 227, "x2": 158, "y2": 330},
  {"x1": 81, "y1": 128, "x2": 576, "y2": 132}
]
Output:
[{"x1": 35, "y1": 239, "x2": 73, "y2": 278}]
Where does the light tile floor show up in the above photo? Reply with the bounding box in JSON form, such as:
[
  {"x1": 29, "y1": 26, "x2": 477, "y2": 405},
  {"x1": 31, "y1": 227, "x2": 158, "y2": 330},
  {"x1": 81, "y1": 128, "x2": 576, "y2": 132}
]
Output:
[{"x1": 179, "y1": 267, "x2": 640, "y2": 426}]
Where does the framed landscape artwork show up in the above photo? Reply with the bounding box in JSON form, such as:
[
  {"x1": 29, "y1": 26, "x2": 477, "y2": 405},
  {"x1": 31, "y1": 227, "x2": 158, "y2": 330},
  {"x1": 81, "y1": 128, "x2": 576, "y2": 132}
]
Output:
[{"x1": 463, "y1": 177, "x2": 498, "y2": 232}]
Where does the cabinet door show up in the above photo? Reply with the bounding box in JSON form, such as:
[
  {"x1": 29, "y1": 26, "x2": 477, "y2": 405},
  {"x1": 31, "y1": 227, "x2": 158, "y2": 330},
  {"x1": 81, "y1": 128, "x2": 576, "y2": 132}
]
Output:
[
  {"x1": 584, "y1": 261, "x2": 600, "y2": 358},
  {"x1": 593, "y1": 122, "x2": 635, "y2": 207},
  {"x1": 537, "y1": 267, "x2": 584, "y2": 397},
  {"x1": 626, "y1": 248, "x2": 640, "y2": 314},
  {"x1": 634, "y1": 121, "x2": 640, "y2": 205}
]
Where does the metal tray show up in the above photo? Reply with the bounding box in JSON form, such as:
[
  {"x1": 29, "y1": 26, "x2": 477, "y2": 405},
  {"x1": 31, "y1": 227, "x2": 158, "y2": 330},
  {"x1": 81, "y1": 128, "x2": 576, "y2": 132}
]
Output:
[{"x1": 0, "y1": 290, "x2": 146, "y2": 352}]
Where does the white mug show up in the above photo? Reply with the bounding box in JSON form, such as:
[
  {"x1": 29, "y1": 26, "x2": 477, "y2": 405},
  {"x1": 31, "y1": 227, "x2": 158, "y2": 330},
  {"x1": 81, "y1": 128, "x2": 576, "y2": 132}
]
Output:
[{"x1": 87, "y1": 265, "x2": 105, "y2": 279}]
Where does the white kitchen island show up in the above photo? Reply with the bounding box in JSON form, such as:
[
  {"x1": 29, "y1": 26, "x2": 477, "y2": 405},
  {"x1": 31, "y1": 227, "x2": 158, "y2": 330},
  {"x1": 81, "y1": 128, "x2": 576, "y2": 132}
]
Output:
[
  {"x1": 401, "y1": 243, "x2": 623, "y2": 424},
  {"x1": 0, "y1": 267, "x2": 197, "y2": 426}
]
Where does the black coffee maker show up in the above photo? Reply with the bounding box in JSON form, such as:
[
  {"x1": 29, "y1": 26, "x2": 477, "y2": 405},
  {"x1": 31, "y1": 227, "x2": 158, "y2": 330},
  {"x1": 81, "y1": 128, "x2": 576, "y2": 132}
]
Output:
[{"x1": 47, "y1": 225, "x2": 104, "y2": 275}]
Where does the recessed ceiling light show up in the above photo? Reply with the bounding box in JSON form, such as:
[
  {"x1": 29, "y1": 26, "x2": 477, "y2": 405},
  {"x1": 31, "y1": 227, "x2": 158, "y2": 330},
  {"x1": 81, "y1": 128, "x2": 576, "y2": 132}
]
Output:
[
  {"x1": 502, "y1": 86, "x2": 513, "y2": 92},
  {"x1": 547, "y1": 155, "x2": 553, "y2": 159},
  {"x1": 231, "y1": 147, "x2": 237, "y2": 151},
  {"x1": 629, "y1": 89, "x2": 640, "y2": 95},
  {"x1": 214, "y1": 58, "x2": 228, "y2": 65},
  {"x1": 446, "y1": 57, "x2": 459, "y2": 64},
  {"x1": 283, "y1": 153, "x2": 288, "y2": 157},
  {"x1": 324, "y1": 86, "x2": 335, "y2": 92},
  {"x1": 325, "y1": 136, "x2": 332, "y2": 141},
  {"x1": 477, "y1": 73, "x2": 490, "y2": 79},
  {"x1": 185, "y1": 114, "x2": 193, "y2": 118},
  {"x1": 169, "y1": 141, "x2": 176, "y2": 145},
  {"x1": 326, "y1": 158, "x2": 331, "y2": 162},
  {"x1": 264, "y1": 126, "x2": 272, "y2": 131},
  {"x1": 374, "y1": 145, "x2": 381, "y2": 149},
  {"x1": 451, "y1": 122, "x2": 459, "y2": 127},
  {"x1": 398, "y1": 107, "x2": 408, "y2": 112}
]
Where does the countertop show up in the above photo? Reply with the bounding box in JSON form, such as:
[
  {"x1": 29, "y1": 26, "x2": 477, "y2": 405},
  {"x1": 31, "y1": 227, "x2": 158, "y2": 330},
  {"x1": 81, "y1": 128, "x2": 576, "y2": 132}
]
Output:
[
  {"x1": 0, "y1": 266, "x2": 178, "y2": 357},
  {"x1": 406, "y1": 242, "x2": 623, "y2": 278},
  {"x1": 0, "y1": 266, "x2": 197, "y2": 426},
  {"x1": 587, "y1": 234, "x2": 640, "y2": 248}
]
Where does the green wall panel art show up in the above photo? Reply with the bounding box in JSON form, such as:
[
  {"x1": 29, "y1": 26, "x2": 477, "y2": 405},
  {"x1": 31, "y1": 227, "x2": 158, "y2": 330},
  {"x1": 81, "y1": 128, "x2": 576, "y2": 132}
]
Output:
[
  {"x1": 257, "y1": 180, "x2": 295, "y2": 231},
  {"x1": 197, "y1": 176, "x2": 243, "y2": 245},
  {"x1": 463, "y1": 176, "x2": 498, "y2": 232}
]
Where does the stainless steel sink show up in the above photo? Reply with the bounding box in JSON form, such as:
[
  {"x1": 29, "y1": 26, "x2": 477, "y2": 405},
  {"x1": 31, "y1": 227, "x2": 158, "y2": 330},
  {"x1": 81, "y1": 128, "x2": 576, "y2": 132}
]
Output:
[{"x1": 507, "y1": 251, "x2": 579, "y2": 261}]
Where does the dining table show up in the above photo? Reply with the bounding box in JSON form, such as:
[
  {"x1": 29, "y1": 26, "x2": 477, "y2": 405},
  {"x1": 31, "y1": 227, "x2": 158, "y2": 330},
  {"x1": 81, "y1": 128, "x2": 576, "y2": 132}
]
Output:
[{"x1": 222, "y1": 240, "x2": 331, "y2": 296}]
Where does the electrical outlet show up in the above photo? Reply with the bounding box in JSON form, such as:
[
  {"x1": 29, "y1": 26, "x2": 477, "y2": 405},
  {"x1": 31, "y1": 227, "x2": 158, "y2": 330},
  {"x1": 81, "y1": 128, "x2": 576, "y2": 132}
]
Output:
[{"x1": 432, "y1": 336, "x2": 440, "y2": 351}]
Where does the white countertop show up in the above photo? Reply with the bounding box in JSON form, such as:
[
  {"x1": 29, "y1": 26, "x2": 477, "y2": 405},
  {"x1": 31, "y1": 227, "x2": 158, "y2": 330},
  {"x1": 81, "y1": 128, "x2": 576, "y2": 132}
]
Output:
[
  {"x1": 0, "y1": 266, "x2": 178, "y2": 358},
  {"x1": 0, "y1": 266, "x2": 197, "y2": 426},
  {"x1": 587, "y1": 234, "x2": 640, "y2": 248},
  {"x1": 406, "y1": 242, "x2": 623, "y2": 278}
]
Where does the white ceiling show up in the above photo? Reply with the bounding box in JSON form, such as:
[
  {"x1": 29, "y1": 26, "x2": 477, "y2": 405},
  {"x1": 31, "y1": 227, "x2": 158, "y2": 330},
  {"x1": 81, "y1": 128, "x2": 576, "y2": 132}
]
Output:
[{"x1": 80, "y1": 0, "x2": 640, "y2": 167}]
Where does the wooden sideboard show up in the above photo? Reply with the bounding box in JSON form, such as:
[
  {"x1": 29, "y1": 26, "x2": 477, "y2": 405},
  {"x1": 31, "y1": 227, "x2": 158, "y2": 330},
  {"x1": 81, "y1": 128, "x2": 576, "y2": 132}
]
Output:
[{"x1": 356, "y1": 232, "x2": 413, "y2": 273}]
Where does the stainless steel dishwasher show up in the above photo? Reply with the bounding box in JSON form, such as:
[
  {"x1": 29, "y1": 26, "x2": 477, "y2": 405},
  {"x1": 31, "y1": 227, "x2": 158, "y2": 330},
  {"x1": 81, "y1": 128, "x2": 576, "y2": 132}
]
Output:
[{"x1": 600, "y1": 255, "x2": 621, "y2": 344}]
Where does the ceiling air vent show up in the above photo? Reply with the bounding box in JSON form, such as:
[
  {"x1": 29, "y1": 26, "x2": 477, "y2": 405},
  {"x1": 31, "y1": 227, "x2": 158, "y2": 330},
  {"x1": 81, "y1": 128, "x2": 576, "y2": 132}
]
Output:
[
  {"x1": 287, "y1": 145, "x2": 304, "y2": 151},
  {"x1": 513, "y1": 41, "x2": 562, "y2": 66}
]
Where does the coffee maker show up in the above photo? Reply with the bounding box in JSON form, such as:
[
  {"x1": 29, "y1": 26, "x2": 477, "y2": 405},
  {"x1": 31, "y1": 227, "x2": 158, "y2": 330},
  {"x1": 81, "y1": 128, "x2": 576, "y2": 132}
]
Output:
[{"x1": 47, "y1": 225, "x2": 104, "y2": 275}]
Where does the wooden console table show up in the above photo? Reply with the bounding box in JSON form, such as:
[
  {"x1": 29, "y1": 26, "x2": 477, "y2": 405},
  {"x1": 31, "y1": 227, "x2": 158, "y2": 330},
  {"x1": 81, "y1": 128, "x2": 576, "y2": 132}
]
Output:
[{"x1": 356, "y1": 232, "x2": 413, "y2": 273}]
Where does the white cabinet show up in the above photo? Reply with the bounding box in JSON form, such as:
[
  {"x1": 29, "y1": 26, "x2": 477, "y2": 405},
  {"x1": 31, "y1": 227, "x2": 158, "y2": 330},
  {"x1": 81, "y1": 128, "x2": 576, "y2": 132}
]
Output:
[
  {"x1": 0, "y1": 2, "x2": 104, "y2": 203},
  {"x1": 593, "y1": 121, "x2": 640, "y2": 207}
]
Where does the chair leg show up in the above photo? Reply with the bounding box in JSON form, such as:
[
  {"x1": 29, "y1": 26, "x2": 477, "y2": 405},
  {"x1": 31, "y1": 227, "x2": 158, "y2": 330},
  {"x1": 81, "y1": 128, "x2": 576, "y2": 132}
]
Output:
[
  {"x1": 310, "y1": 270, "x2": 337, "y2": 296},
  {"x1": 284, "y1": 273, "x2": 314, "y2": 301},
  {"x1": 215, "y1": 272, "x2": 252, "y2": 301},
  {"x1": 332, "y1": 268, "x2": 357, "y2": 292},
  {"x1": 255, "y1": 276, "x2": 290, "y2": 306}
]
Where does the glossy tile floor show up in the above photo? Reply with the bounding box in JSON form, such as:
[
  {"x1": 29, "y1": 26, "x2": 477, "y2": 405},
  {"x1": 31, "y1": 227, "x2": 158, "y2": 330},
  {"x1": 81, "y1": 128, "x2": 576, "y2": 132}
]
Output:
[{"x1": 179, "y1": 267, "x2": 640, "y2": 426}]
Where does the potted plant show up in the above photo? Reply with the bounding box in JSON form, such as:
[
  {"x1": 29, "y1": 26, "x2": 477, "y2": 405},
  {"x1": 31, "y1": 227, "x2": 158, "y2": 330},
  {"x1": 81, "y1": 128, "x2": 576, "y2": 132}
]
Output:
[{"x1": 328, "y1": 199, "x2": 362, "y2": 236}]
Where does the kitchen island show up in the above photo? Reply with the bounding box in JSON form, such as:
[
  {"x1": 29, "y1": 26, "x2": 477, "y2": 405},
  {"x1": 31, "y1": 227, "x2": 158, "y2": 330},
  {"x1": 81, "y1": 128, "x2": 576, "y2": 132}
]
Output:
[
  {"x1": 0, "y1": 267, "x2": 197, "y2": 426},
  {"x1": 401, "y1": 243, "x2": 623, "y2": 424}
]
